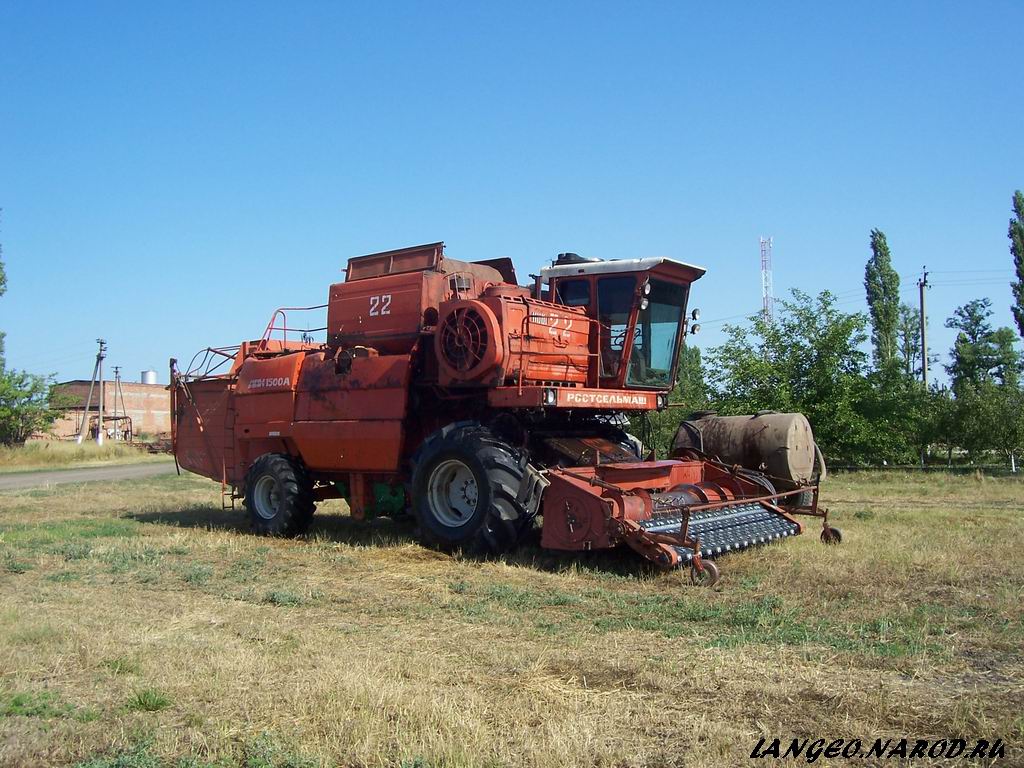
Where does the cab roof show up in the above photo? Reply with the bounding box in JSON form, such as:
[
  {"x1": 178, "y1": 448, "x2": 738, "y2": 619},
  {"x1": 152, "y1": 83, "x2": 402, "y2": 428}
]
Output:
[{"x1": 540, "y1": 256, "x2": 707, "y2": 282}]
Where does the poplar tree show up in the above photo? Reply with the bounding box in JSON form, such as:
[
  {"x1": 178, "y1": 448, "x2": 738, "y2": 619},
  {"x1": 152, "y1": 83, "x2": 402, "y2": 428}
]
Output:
[
  {"x1": 864, "y1": 229, "x2": 901, "y2": 368},
  {"x1": 1010, "y1": 190, "x2": 1024, "y2": 338}
]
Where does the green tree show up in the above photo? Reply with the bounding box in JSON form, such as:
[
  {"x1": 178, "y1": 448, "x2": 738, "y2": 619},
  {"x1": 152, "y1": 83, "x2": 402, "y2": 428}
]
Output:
[
  {"x1": 0, "y1": 370, "x2": 61, "y2": 446},
  {"x1": 647, "y1": 344, "x2": 710, "y2": 458},
  {"x1": 952, "y1": 381, "x2": 1024, "y2": 468},
  {"x1": 929, "y1": 387, "x2": 959, "y2": 466},
  {"x1": 896, "y1": 303, "x2": 920, "y2": 378},
  {"x1": 864, "y1": 229, "x2": 901, "y2": 368},
  {"x1": 707, "y1": 290, "x2": 880, "y2": 463},
  {"x1": 945, "y1": 299, "x2": 1022, "y2": 393},
  {"x1": 1010, "y1": 190, "x2": 1024, "y2": 338},
  {"x1": 0, "y1": 217, "x2": 6, "y2": 365},
  {"x1": 673, "y1": 344, "x2": 709, "y2": 409}
]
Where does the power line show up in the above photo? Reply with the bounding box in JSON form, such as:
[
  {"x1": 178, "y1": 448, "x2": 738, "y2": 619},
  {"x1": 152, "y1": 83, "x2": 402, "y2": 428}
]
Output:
[{"x1": 930, "y1": 268, "x2": 1011, "y2": 274}]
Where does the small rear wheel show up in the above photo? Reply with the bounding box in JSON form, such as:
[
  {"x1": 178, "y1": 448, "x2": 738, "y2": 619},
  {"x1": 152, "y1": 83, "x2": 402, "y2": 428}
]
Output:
[
  {"x1": 244, "y1": 453, "x2": 316, "y2": 537},
  {"x1": 689, "y1": 560, "x2": 720, "y2": 587},
  {"x1": 821, "y1": 526, "x2": 843, "y2": 545}
]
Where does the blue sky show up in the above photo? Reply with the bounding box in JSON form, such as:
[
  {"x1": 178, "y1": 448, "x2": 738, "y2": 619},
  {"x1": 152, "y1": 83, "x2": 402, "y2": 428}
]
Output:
[{"x1": 1, "y1": 1, "x2": 1021, "y2": 386}]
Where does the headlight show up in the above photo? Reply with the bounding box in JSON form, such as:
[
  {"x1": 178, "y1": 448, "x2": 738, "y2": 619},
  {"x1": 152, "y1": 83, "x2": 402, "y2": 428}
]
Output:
[
  {"x1": 691, "y1": 308, "x2": 701, "y2": 321},
  {"x1": 690, "y1": 323, "x2": 701, "y2": 335},
  {"x1": 640, "y1": 298, "x2": 649, "y2": 310},
  {"x1": 656, "y1": 394, "x2": 668, "y2": 410},
  {"x1": 642, "y1": 280, "x2": 651, "y2": 296},
  {"x1": 544, "y1": 388, "x2": 557, "y2": 405}
]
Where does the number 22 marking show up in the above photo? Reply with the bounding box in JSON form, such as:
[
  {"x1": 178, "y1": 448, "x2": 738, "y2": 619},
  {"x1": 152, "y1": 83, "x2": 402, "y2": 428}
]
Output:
[{"x1": 369, "y1": 294, "x2": 392, "y2": 316}]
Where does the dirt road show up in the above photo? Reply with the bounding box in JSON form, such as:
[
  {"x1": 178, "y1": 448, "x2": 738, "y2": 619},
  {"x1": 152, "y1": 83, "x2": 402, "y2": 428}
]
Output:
[{"x1": 0, "y1": 461, "x2": 179, "y2": 491}]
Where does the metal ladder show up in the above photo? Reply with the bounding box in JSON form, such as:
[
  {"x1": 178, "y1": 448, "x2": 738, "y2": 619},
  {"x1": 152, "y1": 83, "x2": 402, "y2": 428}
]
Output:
[{"x1": 221, "y1": 405, "x2": 237, "y2": 511}]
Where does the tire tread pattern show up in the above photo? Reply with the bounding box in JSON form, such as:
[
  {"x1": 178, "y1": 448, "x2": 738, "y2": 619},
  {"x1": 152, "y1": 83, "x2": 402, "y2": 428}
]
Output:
[
  {"x1": 410, "y1": 422, "x2": 541, "y2": 556},
  {"x1": 244, "y1": 453, "x2": 316, "y2": 537}
]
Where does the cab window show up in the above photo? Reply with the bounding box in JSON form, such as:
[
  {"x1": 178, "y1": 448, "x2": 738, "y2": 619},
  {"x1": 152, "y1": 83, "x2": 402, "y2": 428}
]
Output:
[
  {"x1": 556, "y1": 279, "x2": 590, "y2": 308},
  {"x1": 627, "y1": 280, "x2": 688, "y2": 387},
  {"x1": 597, "y1": 276, "x2": 636, "y2": 377}
]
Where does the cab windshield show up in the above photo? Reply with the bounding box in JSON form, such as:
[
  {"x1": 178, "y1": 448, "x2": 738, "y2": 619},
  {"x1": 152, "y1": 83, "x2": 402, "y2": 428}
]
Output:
[{"x1": 626, "y1": 279, "x2": 687, "y2": 387}]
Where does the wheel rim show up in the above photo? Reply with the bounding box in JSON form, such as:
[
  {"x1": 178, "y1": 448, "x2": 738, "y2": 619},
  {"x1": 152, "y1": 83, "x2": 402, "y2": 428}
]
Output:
[
  {"x1": 253, "y1": 475, "x2": 281, "y2": 520},
  {"x1": 427, "y1": 458, "x2": 479, "y2": 528}
]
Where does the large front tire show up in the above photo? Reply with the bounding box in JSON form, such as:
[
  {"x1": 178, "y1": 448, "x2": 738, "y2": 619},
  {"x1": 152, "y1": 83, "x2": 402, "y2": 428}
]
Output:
[
  {"x1": 244, "y1": 453, "x2": 316, "y2": 537},
  {"x1": 411, "y1": 422, "x2": 540, "y2": 556}
]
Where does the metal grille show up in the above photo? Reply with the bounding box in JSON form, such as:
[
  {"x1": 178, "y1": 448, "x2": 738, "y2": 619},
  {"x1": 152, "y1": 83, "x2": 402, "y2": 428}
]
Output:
[{"x1": 638, "y1": 503, "x2": 800, "y2": 562}]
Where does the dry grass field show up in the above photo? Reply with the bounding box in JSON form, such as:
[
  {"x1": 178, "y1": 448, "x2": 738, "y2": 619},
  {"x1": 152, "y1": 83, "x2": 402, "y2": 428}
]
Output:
[
  {"x1": 0, "y1": 442, "x2": 164, "y2": 474},
  {"x1": 0, "y1": 471, "x2": 1021, "y2": 767}
]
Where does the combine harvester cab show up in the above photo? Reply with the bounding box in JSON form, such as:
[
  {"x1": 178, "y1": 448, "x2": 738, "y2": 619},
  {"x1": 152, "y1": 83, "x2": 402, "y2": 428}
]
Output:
[{"x1": 170, "y1": 242, "x2": 839, "y2": 586}]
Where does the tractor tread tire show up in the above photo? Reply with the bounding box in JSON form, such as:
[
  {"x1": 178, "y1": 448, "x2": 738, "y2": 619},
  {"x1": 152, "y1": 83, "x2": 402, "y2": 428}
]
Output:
[
  {"x1": 410, "y1": 422, "x2": 540, "y2": 556},
  {"x1": 244, "y1": 453, "x2": 316, "y2": 537}
]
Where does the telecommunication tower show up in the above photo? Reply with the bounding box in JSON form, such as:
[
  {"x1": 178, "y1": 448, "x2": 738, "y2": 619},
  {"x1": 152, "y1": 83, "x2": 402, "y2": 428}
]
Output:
[{"x1": 760, "y1": 237, "x2": 774, "y2": 323}]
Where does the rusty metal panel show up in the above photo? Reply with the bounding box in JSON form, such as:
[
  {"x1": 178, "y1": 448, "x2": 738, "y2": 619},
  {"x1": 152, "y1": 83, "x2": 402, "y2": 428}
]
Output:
[
  {"x1": 291, "y1": 420, "x2": 404, "y2": 472},
  {"x1": 234, "y1": 353, "x2": 305, "y2": 426},
  {"x1": 172, "y1": 378, "x2": 233, "y2": 481},
  {"x1": 500, "y1": 297, "x2": 590, "y2": 385},
  {"x1": 294, "y1": 352, "x2": 410, "y2": 422},
  {"x1": 327, "y1": 271, "x2": 441, "y2": 354},
  {"x1": 345, "y1": 242, "x2": 444, "y2": 281},
  {"x1": 235, "y1": 353, "x2": 304, "y2": 395}
]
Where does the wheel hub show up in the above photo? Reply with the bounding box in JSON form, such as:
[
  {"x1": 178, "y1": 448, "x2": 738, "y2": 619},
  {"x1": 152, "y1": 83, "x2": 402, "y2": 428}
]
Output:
[
  {"x1": 253, "y1": 475, "x2": 281, "y2": 520},
  {"x1": 427, "y1": 459, "x2": 479, "y2": 528}
]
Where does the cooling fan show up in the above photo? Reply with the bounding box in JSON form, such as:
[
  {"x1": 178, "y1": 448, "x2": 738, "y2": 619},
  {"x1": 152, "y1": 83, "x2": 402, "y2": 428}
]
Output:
[{"x1": 434, "y1": 300, "x2": 503, "y2": 382}]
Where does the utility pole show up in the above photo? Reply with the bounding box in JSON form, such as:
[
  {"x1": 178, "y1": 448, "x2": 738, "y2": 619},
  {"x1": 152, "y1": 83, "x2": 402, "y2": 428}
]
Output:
[
  {"x1": 76, "y1": 339, "x2": 107, "y2": 444},
  {"x1": 918, "y1": 268, "x2": 929, "y2": 386},
  {"x1": 112, "y1": 366, "x2": 120, "y2": 440},
  {"x1": 96, "y1": 339, "x2": 107, "y2": 445}
]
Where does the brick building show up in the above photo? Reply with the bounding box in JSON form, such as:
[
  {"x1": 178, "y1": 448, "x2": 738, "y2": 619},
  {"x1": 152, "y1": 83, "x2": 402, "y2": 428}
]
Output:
[{"x1": 51, "y1": 379, "x2": 171, "y2": 440}]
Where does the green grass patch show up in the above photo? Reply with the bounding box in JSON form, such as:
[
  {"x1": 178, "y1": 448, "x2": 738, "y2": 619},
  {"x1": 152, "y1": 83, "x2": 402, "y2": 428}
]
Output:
[
  {"x1": 72, "y1": 735, "x2": 317, "y2": 768},
  {"x1": 1, "y1": 689, "x2": 74, "y2": 718},
  {"x1": 481, "y1": 583, "x2": 584, "y2": 609},
  {"x1": 226, "y1": 552, "x2": 267, "y2": 582},
  {"x1": 102, "y1": 544, "x2": 164, "y2": 573},
  {"x1": 102, "y1": 657, "x2": 141, "y2": 676},
  {"x1": 0, "y1": 518, "x2": 139, "y2": 551},
  {"x1": 2, "y1": 551, "x2": 34, "y2": 573},
  {"x1": 263, "y1": 590, "x2": 303, "y2": 607},
  {"x1": 9, "y1": 624, "x2": 59, "y2": 645},
  {"x1": 54, "y1": 541, "x2": 94, "y2": 560},
  {"x1": 180, "y1": 563, "x2": 212, "y2": 586},
  {"x1": 126, "y1": 688, "x2": 172, "y2": 712}
]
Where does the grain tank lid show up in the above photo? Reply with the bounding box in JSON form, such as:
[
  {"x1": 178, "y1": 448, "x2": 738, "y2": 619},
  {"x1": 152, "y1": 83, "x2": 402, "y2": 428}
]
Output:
[
  {"x1": 343, "y1": 241, "x2": 506, "y2": 285},
  {"x1": 540, "y1": 256, "x2": 707, "y2": 282},
  {"x1": 345, "y1": 242, "x2": 446, "y2": 281}
]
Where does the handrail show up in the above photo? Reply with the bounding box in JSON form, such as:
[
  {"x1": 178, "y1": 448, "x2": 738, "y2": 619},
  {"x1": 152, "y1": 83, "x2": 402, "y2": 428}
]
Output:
[{"x1": 258, "y1": 304, "x2": 328, "y2": 349}]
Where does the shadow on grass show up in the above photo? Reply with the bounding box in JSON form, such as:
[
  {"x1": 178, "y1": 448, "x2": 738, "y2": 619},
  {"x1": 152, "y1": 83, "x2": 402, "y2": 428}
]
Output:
[
  {"x1": 127, "y1": 505, "x2": 659, "y2": 576},
  {"x1": 128, "y1": 504, "x2": 421, "y2": 549},
  {"x1": 498, "y1": 530, "x2": 662, "y2": 580}
]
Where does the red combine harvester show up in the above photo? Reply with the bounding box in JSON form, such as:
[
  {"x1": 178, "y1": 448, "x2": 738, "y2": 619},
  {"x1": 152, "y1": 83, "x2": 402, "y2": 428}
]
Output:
[{"x1": 171, "y1": 242, "x2": 838, "y2": 585}]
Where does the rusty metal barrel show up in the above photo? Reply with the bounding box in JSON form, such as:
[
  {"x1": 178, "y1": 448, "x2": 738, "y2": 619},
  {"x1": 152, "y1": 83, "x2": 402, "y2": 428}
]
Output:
[{"x1": 671, "y1": 412, "x2": 823, "y2": 488}]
